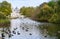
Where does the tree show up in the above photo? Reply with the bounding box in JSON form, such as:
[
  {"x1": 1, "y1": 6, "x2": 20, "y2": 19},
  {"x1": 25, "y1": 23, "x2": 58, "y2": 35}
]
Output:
[
  {"x1": 20, "y1": 7, "x2": 35, "y2": 17},
  {"x1": 0, "y1": 1, "x2": 12, "y2": 16},
  {"x1": 36, "y1": 3, "x2": 54, "y2": 22},
  {"x1": 0, "y1": 12, "x2": 6, "y2": 19}
]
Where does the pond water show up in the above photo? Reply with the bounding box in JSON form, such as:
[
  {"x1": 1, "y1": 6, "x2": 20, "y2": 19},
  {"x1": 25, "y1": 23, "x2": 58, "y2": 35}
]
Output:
[{"x1": 0, "y1": 18, "x2": 57, "y2": 39}]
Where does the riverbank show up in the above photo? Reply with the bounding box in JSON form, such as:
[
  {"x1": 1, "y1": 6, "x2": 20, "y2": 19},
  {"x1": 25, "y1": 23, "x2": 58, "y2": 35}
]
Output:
[
  {"x1": 0, "y1": 19, "x2": 10, "y2": 28},
  {"x1": 38, "y1": 23, "x2": 60, "y2": 39},
  {"x1": 20, "y1": 0, "x2": 60, "y2": 24}
]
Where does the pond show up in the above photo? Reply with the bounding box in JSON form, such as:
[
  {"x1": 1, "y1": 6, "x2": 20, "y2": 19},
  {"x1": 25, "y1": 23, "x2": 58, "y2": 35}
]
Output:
[{"x1": 0, "y1": 18, "x2": 58, "y2": 39}]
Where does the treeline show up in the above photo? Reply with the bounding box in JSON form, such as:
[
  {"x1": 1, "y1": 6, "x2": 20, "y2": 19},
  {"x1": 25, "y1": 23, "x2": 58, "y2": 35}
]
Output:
[
  {"x1": 0, "y1": 1, "x2": 12, "y2": 19},
  {"x1": 20, "y1": 0, "x2": 60, "y2": 23},
  {"x1": 0, "y1": 1, "x2": 11, "y2": 27}
]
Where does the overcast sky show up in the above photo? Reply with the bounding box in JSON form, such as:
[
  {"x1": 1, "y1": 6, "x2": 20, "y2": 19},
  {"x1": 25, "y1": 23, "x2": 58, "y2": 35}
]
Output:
[{"x1": 0, "y1": 0, "x2": 51, "y2": 8}]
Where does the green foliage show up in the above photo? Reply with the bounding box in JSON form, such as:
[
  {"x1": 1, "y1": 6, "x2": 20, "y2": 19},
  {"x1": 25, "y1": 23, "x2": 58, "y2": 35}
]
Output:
[
  {"x1": 57, "y1": 0, "x2": 60, "y2": 5},
  {"x1": 39, "y1": 24, "x2": 60, "y2": 36},
  {"x1": 37, "y1": 3, "x2": 54, "y2": 21},
  {"x1": 0, "y1": 19, "x2": 10, "y2": 28},
  {"x1": 48, "y1": 1, "x2": 55, "y2": 8},
  {"x1": 20, "y1": 0, "x2": 60, "y2": 23},
  {"x1": 49, "y1": 13, "x2": 60, "y2": 23},
  {"x1": 0, "y1": 12, "x2": 6, "y2": 19},
  {"x1": 0, "y1": 1, "x2": 12, "y2": 19},
  {"x1": 0, "y1": 19, "x2": 10, "y2": 24},
  {"x1": 0, "y1": 1, "x2": 12, "y2": 16},
  {"x1": 20, "y1": 7, "x2": 35, "y2": 17}
]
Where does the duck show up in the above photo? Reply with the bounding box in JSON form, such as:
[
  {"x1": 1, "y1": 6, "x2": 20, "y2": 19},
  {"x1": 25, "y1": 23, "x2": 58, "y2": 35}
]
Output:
[
  {"x1": 22, "y1": 27, "x2": 24, "y2": 30},
  {"x1": 26, "y1": 29, "x2": 28, "y2": 32},
  {"x1": 1, "y1": 33, "x2": 5, "y2": 37},
  {"x1": 29, "y1": 33, "x2": 32, "y2": 35},
  {"x1": 8, "y1": 29, "x2": 11, "y2": 33},
  {"x1": 8, "y1": 34, "x2": 12, "y2": 38},
  {"x1": 17, "y1": 31, "x2": 20, "y2": 35},
  {"x1": 14, "y1": 28, "x2": 17, "y2": 30},
  {"x1": 44, "y1": 35, "x2": 47, "y2": 37},
  {"x1": 12, "y1": 31, "x2": 16, "y2": 34},
  {"x1": 2, "y1": 37, "x2": 4, "y2": 39}
]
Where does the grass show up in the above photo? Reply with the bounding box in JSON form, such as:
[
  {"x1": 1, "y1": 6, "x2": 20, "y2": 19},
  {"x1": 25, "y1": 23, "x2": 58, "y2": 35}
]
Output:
[
  {"x1": 39, "y1": 23, "x2": 60, "y2": 36},
  {"x1": 0, "y1": 19, "x2": 10, "y2": 28}
]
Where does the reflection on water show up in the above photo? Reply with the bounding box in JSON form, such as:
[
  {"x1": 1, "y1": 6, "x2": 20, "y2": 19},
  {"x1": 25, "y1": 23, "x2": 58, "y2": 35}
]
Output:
[
  {"x1": 0, "y1": 18, "x2": 58, "y2": 39},
  {"x1": 39, "y1": 23, "x2": 60, "y2": 39}
]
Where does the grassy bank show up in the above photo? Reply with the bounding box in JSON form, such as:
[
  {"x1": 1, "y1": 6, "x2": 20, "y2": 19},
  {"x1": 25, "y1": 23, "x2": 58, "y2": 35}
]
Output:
[
  {"x1": 39, "y1": 23, "x2": 60, "y2": 38},
  {"x1": 0, "y1": 19, "x2": 10, "y2": 28}
]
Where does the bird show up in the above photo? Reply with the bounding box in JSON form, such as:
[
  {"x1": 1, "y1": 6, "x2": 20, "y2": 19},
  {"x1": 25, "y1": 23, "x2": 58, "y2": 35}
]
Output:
[
  {"x1": 26, "y1": 29, "x2": 28, "y2": 32},
  {"x1": 27, "y1": 28, "x2": 29, "y2": 29},
  {"x1": 17, "y1": 32, "x2": 20, "y2": 35},
  {"x1": 8, "y1": 34, "x2": 12, "y2": 38},
  {"x1": 44, "y1": 35, "x2": 47, "y2": 37},
  {"x1": 1, "y1": 33, "x2": 5, "y2": 37},
  {"x1": 22, "y1": 27, "x2": 24, "y2": 30},
  {"x1": 12, "y1": 31, "x2": 16, "y2": 34},
  {"x1": 2, "y1": 37, "x2": 4, "y2": 39},
  {"x1": 9, "y1": 33, "x2": 14, "y2": 38},
  {"x1": 29, "y1": 33, "x2": 32, "y2": 35},
  {"x1": 4, "y1": 31, "x2": 8, "y2": 34},
  {"x1": 18, "y1": 33, "x2": 20, "y2": 35},
  {"x1": 8, "y1": 29, "x2": 11, "y2": 33},
  {"x1": 14, "y1": 28, "x2": 17, "y2": 30}
]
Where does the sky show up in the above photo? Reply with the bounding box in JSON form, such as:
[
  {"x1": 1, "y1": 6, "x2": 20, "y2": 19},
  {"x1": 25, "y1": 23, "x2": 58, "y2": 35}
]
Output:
[{"x1": 0, "y1": 0, "x2": 51, "y2": 8}]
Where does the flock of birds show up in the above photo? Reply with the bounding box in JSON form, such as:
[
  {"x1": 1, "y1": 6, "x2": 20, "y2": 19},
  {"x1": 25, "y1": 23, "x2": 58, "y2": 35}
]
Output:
[
  {"x1": 1, "y1": 22, "x2": 34, "y2": 39},
  {"x1": 0, "y1": 18, "x2": 49, "y2": 39},
  {"x1": 1, "y1": 28, "x2": 32, "y2": 39}
]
